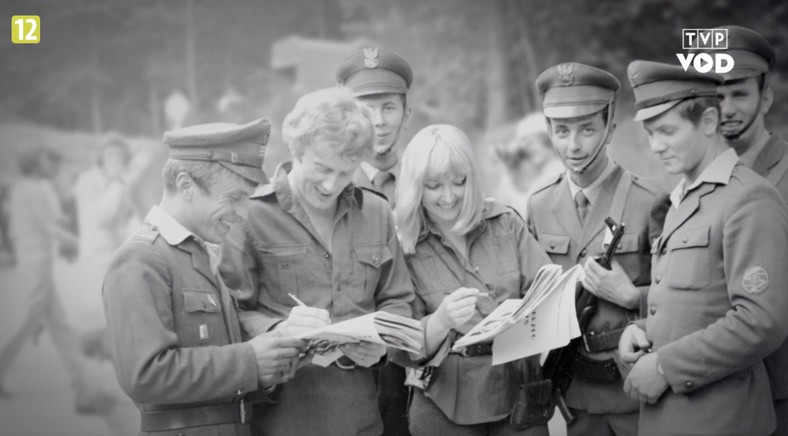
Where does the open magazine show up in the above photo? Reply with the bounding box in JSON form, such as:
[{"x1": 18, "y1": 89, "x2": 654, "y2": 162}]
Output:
[
  {"x1": 298, "y1": 311, "x2": 424, "y2": 367},
  {"x1": 451, "y1": 264, "x2": 583, "y2": 365}
]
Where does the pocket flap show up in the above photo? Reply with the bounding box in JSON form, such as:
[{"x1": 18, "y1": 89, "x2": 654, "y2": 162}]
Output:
[
  {"x1": 668, "y1": 226, "x2": 710, "y2": 251},
  {"x1": 611, "y1": 232, "x2": 640, "y2": 254},
  {"x1": 183, "y1": 289, "x2": 221, "y2": 313},
  {"x1": 355, "y1": 244, "x2": 393, "y2": 268},
  {"x1": 539, "y1": 234, "x2": 570, "y2": 254}
]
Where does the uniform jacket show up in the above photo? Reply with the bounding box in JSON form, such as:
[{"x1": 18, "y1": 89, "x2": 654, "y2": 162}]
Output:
[
  {"x1": 395, "y1": 200, "x2": 550, "y2": 425},
  {"x1": 749, "y1": 134, "x2": 788, "y2": 400},
  {"x1": 103, "y1": 205, "x2": 262, "y2": 436},
  {"x1": 219, "y1": 162, "x2": 414, "y2": 436},
  {"x1": 638, "y1": 149, "x2": 788, "y2": 436},
  {"x1": 526, "y1": 163, "x2": 667, "y2": 414}
]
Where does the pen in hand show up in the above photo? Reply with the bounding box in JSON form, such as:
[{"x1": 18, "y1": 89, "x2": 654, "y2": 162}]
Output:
[{"x1": 289, "y1": 293, "x2": 308, "y2": 307}]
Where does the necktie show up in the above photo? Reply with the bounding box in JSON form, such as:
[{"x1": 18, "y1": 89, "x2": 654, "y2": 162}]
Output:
[
  {"x1": 372, "y1": 171, "x2": 396, "y2": 204},
  {"x1": 575, "y1": 191, "x2": 589, "y2": 225}
]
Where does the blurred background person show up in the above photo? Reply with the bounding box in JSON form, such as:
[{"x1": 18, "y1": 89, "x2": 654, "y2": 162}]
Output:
[
  {"x1": 73, "y1": 133, "x2": 147, "y2": 352},
  {"x1": 0, "y1": 146, "x2": 108, "y2": 413},
  {"x1": 495, "y1": 112, "x2": 562, "y2": 215},
  {"x1": 394, "y1": 124, "x2": 551, "y2": 436}
]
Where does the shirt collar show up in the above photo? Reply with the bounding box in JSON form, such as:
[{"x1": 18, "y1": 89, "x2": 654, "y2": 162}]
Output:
[
  {"x1": 669, "y1": 148, "x2": 738, "y2": 208},
  {"x1": 417, "y1": 199, "x2": 509, "y2": 243},
  {"x1": 566, "y1": 158, "x2": 615, "y2": 205},
  {"x1": 360, "y1": 160, "x2": 400, "y2": 182},
  {"x1": 144, "y1": 205, "x2": 193, "y2": 246}
]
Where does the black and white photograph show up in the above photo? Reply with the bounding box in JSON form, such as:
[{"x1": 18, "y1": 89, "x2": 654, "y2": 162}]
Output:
[{"x1": 1, "y1": 1, "x2": 787, "y2": 435}]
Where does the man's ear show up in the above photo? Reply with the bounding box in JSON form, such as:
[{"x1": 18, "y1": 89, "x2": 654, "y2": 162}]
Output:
[
  {"x1": 761, "y1": 85, "x2": 774, "y2": 116},
  {"x1": 604, "y1": 123, "x2": 617, "y2": 145},
  {"x1": 175, "y1": 172, "x2": 194, "y2": 200},
  {"x1": 402, "y1": 105, "x2": 413, "y2": 132},
  {"x1": 701, "y1": 107, "x2": 719, "y2": 136}
]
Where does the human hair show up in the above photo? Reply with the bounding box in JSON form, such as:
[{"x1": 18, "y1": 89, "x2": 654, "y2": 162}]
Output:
[
  {"x1": 672, "y1": 96, "x2": 721, "y2": 127},
  {"x1": 18, "y1": 146, "x2": 61, "y2": 177},
  {"x1": 395, "y1": 124, "x2": 485, "y2": 255},
  {"x1": 161, "y1": 159, "x2": 252, "y2": 195},
  {"x1": 97, "y1": 132, "x2": 131, "y2": 167},
  {"x1": 282, "y1": 87, "x2": 374, "y2": 162}
]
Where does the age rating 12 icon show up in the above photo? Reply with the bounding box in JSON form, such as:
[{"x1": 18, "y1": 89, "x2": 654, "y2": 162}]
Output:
[{"x1": 12, "y1": 16, "x2": 40, "y2": 44}]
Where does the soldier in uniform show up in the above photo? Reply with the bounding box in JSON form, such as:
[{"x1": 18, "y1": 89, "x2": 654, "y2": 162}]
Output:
[
  {"x1": 336, "y1": 47, "x2": 414, "y2": 436},
  {"x1": 701, "y1": 27, "x2": 788, "y2": 434},
  {"x1": 620, "y1": 60, "x2": 788, "y2": 436},
  {"x1": 528, "y1": 63, "x2": 668, "y2": 436},
  {"x1": 102, "y1": 119, "x2": 305, "y2": 436},
  {"x1": 337, "y1": 48, "x2": 413, "y2": 206},
  {"x1": 219, "y1": 87, "x2": 415, "y2": 436}
]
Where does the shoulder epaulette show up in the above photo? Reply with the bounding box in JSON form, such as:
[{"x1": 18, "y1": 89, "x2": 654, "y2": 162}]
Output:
[{"x1": 131, "y1": 223, "x2": 160, "y2": 245}]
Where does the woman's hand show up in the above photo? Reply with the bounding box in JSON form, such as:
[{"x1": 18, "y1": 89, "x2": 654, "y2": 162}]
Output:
[{"x1": 433, "y1": 287, "x2": 480, "y2": 331}]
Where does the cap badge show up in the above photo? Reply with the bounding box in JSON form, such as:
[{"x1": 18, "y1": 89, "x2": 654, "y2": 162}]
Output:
[
  {"x1": 363, "y1": 48, "x2": 379, "y2": 68},
  {"x1": 558, "y1": 64, "x2": 574, "y2": 86}
]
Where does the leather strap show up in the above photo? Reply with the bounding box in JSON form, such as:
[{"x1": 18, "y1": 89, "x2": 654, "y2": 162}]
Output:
[
  {"x1": 141, "y1": 403, "x2": 244, "y2": 432},
  {"x1": 581, "y1": 327, "x2": 626, "y2": 354}
]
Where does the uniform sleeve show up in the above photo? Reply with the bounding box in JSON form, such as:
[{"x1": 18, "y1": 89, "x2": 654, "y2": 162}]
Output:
[
  {"x1": 103, "y1": 243, "x2": 260, "y2": 405},
  {"x1": 513, "y1": 213, "x2": 552, "y2": 296},
  {"x1": 373, "y1": 210, "x2": 415, "y2": 318},
  {"x1": 658, "y1": 186, "x2": 788, "y2": 394},
  {"x1": 220, "y1": 222, "x2": 275, "y2": 336}
]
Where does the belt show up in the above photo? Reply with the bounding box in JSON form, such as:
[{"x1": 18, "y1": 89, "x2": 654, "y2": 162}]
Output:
[
  {"x1": 569, "y1": 350, "x2": 620, "y2": 384},
  {"x1": 449, "y1": 342, "x2": 493, "y2": 357},
  {"x1": 581, "y1": 327, "x2": 625, "y2": 354},
  {"x1": 140, "y1": 401, "x2": 246, "y2": 432}
]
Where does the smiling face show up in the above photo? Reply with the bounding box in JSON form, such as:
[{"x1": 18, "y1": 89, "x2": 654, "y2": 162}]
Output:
[
  {"x1": 290, "y1": 143, "x2": 359, "y2": 210},
  {"x1": 548, "y1": 110, "x2": 609, "y2": 174},
  {"x1": 717, "y1": 76, "x2": 771, "y2": 144},
  {"x1": 421, "y1": 172, "x2": 467, "y2": 227},
  {"x1": 643, "y1": 105, "x2": 711, "y2": 178},
  {"x1": 357, "y1": 93, "x2": 409, "y2": 157},
  {"x1": 187, "y1": 171, "x2": 253, "y2": 244}
]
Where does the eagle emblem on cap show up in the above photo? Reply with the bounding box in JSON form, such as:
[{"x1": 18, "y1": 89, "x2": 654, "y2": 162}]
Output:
[
  {"x1": 557, "y1": 64, "x2": 574, "y2": 86},
  {"x1": 363, "y1": 48, "x2": 379, "y2": 68}
]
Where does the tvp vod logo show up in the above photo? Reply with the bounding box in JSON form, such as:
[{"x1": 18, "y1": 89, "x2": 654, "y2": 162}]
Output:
[{"x1": 677, "y1": 29, "x2": 734, "y2": 74}]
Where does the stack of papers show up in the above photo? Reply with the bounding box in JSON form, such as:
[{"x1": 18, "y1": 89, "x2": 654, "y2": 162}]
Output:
[
  {"x1": 451, "y1": 264, "x2": 583, "y2": 365},
  {"x1": 298, "y1": 311, "x2": 424, "y2": 367}
]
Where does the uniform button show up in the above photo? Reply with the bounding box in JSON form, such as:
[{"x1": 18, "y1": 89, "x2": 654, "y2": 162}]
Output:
[
  {"x1": 324, "y1": 253, "x2": 330, "y2": 259},
  {"x1": 282, "y1": 263, "x2": 289, "y2": 270},
  {"x1": 474, "y1": 266, "x2": 480, "y2": 273},
  {"x1": 655, "y1": 275, "x2": 661, "y2": 284},
  {"x1": 372, "y1": 255, "x2": 380, "y2": 266},
  {"x1": 579, "y1": 249, "x2": 587, "y2": 258},
  {"x1": 682, "y1": 237, "x2": 689, "y2": 243},
  {"x1": 661, "y1": 247, "x2": 667, "y2": 255},
  {"x1": 685, "y1": 381, "x2": 694, "y2": 389},
  {"x1": 649, "y1": 305, "x2": 656, "y2": 315},
  {"x1": 617, "y1": 243, "x2": 623, "y2": 250},
  {"x1": 549, "y1": 242, "x2": 556, "y2": 249}
]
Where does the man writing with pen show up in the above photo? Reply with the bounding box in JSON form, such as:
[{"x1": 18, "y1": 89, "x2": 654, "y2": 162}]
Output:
[{"x1": 220, "y1": 87, "x2": 415, "y2": 436}]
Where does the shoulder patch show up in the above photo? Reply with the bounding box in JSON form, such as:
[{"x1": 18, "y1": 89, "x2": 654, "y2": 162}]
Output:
[
  {"x1": 131, "y1": 224, "x2": 160, "y2": 245},
  {"x1": 743, "y1": 266, "x2": 769, "y2": 295}
]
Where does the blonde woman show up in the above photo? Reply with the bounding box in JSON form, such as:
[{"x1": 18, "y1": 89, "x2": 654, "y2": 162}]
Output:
[{"x1": 395, "y1": 125, "x2": 551, "y2": 436}]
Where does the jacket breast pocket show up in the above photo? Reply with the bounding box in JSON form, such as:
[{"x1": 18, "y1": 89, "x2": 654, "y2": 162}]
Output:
[
  {"x1": 354, "y1": 243, "x2": 394, "y2": 297},
  {"x1": 666, "y1": 226, "x2": 711, "y2": 290},
  {"x1": 538, "y1": 233, "x2": 570, "y2": 255},
  {"x1": 180, "y1": 288, "x2": 226, "y2": 346},
  {"x1": 258, "y1": 244, "x2": 308, "y2": 302},
  {"x1": 493, "y1": 232, "x2": 519, "y2": 274}
]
